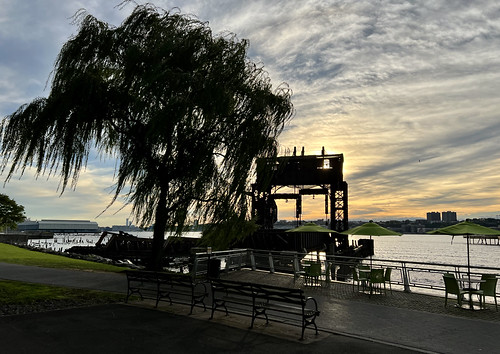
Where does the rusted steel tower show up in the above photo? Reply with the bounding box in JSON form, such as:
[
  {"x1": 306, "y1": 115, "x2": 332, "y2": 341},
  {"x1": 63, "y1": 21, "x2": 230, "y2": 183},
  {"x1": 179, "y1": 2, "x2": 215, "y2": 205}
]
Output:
[{"x1": 251, "y1": 148, "x2": 348, "y2": 232}]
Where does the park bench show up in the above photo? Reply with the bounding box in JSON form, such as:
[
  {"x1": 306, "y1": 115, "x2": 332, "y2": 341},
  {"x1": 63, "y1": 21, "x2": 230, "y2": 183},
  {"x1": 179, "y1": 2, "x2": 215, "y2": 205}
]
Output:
[
  {"x1": 125, "y1": 270, "x2": 208, "y2": 314},
  {"x1": 209, "y1": 278, "x2": 320, "y2": 340}
]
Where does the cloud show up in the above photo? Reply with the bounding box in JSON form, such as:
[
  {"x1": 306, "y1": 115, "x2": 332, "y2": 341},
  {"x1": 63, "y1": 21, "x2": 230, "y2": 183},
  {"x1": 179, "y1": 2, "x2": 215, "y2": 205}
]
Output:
[
  {"x1": 1, "y1": 0, "x2": 500, "y2": 225},
  {"x1": 3, "y1": 164, "x2": 134, "y2": 226}
]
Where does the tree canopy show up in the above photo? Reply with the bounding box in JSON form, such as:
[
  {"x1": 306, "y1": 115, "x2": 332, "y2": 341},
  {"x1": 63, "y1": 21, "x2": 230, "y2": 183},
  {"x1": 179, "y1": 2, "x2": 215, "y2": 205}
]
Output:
[
  {"x1": 0, "y1": 4, "x2": 293, "y2": 268},
  {"x1": 0, "y1": 194, "x2": 25, "y2": 230}
]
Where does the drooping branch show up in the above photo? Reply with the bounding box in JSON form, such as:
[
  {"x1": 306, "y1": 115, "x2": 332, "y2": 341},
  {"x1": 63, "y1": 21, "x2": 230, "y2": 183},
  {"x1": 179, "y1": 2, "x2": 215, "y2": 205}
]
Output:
[{"x1": 1, "y1": 4, "x2": 294, "y2": 268}]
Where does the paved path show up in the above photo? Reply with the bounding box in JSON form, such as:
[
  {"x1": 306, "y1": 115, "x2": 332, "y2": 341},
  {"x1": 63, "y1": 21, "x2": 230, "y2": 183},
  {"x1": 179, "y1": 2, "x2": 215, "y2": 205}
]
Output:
[
  {"x1": 0, "y1": 262, "x2": 126, "y2": 292},
  {"x1": 223, "y1": 269, "x2": 500, "y2": 354},
  {"x1": 0, "y1": 304, "x2": 414, "y2": 354},
  {"x1": 1, "y1": 263, "x2": 500, "y2": 353}
]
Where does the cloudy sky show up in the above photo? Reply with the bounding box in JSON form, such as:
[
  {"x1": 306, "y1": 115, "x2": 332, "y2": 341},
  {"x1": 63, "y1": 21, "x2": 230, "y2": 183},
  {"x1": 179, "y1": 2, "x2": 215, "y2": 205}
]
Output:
[{"x1": 1, "y1": 0, "x2": 500, "y2": 227}]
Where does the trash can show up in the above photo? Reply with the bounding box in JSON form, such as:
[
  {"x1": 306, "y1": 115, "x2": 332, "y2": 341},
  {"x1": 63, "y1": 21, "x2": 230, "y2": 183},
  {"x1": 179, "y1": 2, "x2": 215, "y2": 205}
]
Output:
[{"x1": 207, "y1": 258, "x2": 221, "y2": 278}]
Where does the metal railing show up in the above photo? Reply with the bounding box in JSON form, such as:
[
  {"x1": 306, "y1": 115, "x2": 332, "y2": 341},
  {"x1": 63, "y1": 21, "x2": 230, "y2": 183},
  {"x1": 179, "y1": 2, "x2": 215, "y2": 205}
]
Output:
[{"x1": 191, "y1": 248, "x2": 500, "y2": 297}]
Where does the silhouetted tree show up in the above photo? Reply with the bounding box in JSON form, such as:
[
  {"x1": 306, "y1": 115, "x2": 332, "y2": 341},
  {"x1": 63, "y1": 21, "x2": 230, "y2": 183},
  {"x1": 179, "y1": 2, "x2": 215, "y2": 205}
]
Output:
[
  {"x1": 0, "y1": 4, "x2": 293, "y2": 269},
  {"x1": 0, "y1": 194, "x2": 25, "y2": 230}
]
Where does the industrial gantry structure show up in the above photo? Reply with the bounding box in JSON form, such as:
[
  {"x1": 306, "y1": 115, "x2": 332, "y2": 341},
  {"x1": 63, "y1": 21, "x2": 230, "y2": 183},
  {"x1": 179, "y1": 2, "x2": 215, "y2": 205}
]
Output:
[{"x1": 251, "y1": 148, "x2": 348, "y2": 232}]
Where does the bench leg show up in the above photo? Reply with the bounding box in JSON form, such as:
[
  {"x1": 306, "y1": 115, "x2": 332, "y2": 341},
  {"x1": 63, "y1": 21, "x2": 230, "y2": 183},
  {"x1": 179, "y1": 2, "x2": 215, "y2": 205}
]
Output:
[
  {"x1": 190, "y1": 294, "x2": 207, "y2": 315},
  {"x1": 301, "y1": 313, "x2": 319, "y2": 340},
  {"x1": 189, "y1": 294, "x2": 207, "y2": 315},
  {"x1": 210, "y1": 300, "x2": 228, "y2": 319},
  {"x1": 250, "y1": 305, "x2": 269, "y2": 329},
  {"x1": 126, "y1": 288, "x2": 144, "y2": 303},
  {"x1": 156, "y1": 291, "x2": 172, "y2": 308}
]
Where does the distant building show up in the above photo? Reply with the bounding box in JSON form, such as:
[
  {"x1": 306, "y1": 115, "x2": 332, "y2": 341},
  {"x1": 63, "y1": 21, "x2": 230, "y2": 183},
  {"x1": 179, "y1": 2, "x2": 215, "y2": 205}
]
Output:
[
  {"x1": 111, "y1": 224, "x2": 142, "y2": 232},
  {"x1": 442, "y1": 211, "x2": 457, "y2": 223},
  {"x1": 17, "y1": 219, "x2": 99, "y2": 233},
  {"x1": 426, "y1": 212, "x2": 441, "y2": 222}
]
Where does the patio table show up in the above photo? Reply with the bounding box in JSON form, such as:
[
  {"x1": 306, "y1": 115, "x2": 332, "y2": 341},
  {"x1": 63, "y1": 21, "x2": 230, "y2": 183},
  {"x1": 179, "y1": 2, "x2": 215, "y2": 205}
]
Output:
[
  {"x1": 356, "y1": 267, "x2": 387, "y2": 295},
  {"x1": 457, "y1": 277, "x2": 485, "y2": 310}
]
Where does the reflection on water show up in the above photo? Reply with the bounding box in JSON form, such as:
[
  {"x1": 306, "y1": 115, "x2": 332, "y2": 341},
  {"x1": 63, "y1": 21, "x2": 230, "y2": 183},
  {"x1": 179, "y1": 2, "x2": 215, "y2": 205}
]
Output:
[{"x1": 360, "y1": 233, "x2": 500, "y2": 268}]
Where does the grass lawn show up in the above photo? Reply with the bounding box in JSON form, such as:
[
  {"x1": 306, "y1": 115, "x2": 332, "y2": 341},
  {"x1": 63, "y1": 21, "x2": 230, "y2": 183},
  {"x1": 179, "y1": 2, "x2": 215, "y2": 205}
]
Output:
[
  {"x1": 0, "y1": 243, "x2": 125, "y2": 272},
  {"x1": 0, "y1": 243, "x2": 127, "y2": 313},
  {"x1": 0, "y1": 279, "x2": 124, "y2": 307}
]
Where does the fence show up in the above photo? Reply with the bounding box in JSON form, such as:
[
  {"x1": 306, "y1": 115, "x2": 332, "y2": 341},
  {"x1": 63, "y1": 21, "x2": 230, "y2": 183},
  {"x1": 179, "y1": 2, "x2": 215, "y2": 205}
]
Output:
[{"x1": 192, "y1": 248, "x2": 500, "y2": 297}]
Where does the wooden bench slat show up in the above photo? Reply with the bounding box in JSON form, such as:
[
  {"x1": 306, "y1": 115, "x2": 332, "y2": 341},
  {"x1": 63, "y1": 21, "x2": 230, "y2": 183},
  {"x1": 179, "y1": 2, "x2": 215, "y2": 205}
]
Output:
[
  {"x1": 125, "y1": 270, "x2": 208, "y2": 314},
  {"x1": 210, "y1": 278, "x2": 320, "y2": 340}
]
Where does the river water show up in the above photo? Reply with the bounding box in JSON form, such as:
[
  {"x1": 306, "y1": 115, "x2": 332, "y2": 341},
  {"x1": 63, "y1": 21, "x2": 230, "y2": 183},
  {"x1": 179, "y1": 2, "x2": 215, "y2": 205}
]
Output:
[
  {"x1": 356, "y1": 233, "x2": 500, "y2": 269},
  {"x1": 27, "y1": 232, "x2": 500, "y2": 269}
]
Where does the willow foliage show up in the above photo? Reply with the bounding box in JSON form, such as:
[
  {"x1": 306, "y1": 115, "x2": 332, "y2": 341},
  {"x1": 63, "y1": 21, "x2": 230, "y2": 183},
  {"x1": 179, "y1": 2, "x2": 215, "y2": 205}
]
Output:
[{"x1": 0, "y1": 4, "x2": 293, "y2": 268}]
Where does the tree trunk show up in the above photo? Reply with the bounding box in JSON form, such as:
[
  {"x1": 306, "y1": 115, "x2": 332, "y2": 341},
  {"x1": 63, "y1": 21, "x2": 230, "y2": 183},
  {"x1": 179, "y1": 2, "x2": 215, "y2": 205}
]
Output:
[{"x1": 150, "y1": 187, "x2": 168, "y2": 270}]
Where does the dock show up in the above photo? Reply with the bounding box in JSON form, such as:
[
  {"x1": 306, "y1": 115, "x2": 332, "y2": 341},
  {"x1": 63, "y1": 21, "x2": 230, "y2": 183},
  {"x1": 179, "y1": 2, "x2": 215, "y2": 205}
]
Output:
[{"x1": 468, "y1": 235, "x2": 500, "y2": 245}]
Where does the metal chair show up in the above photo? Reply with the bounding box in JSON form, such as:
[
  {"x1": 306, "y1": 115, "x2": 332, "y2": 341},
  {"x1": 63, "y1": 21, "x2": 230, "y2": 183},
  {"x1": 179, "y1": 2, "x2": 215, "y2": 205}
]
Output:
[
  {"x1": 352, "y1": 267, "x2": 368, "y2": 292},
  {"x1": 306, "y1": 263, "x2": 322, "y2": 286},
  {"x1": 358, "y1": 265, "x2": 370, "y2": 280},
  {"x1": 479, "y1": 274, "x2": 498, "y2": 311},
  {"x1": 322, "y1": 261, "x2": 332, "y2": 286},
  {"x1": 384, "y1": 267, "x2": 393, "y2": 294},
  {"x1": 369, "y1": 268, "x2": 386, "y2": 297},
  {"x1": 302, "y1": 262, "x2": 321, "y2": 286},
  {"x1": 443, "y1": 273, "x2": 467, "y2": 307}
]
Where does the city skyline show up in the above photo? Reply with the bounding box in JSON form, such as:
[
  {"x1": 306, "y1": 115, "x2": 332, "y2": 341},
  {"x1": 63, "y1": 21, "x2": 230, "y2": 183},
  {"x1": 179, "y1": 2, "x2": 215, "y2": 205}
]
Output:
[{"x1": 1, "y1": 1, "x2": 500, "y2": 226}]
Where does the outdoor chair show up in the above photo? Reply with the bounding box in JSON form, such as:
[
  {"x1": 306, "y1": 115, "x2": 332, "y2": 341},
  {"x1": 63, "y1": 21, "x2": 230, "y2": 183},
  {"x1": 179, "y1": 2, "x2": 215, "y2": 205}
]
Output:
[
  {"x1": 384, "y1": 267, "x2": 393, "y2": 294},
  {"x1": 369, "y1": 268, "x2": 386, "y2": 297},
  {"x1": 301, "y1": 260, "x2": 313, "y2": 285},
  {"x1": 479, "y1": 274, "x2": 498, "y2": 311},
  {"x1": 462, "y1": 281, "x2": 484, "y2": 310},
  {"x1": 321, "y1": 261, "x2": 332, "y2": 286},
  {"x1": 352, "y1": 267, "x2": 368, "y2": 292},
  {"x1": 358, "y1": 265, "x2": 370, "y2": 280},
  {"x1": 443, "y1": 273, "x2": 467, "y2": 307},
  {"x1": 303, "y1": 262, "x2": 321, "y2": 286},
  {"x1": 306, "y1": 263, "x2": 322, "y2": 286}
]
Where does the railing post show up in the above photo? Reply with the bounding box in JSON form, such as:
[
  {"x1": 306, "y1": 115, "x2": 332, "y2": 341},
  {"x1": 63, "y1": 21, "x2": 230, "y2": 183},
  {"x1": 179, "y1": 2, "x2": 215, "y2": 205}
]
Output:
[
  {"x1": 269, "y1": 252, "x2": 275, "y2": 273},
  {"x1": 250, "y1": 250, "x2": 256, "y2": 271},
  {"x1": 402, "y1": 262, "x2": 411, "y2": 293},
  {"x1": 293, "y1": 253, "x2": 300, "y2": 278},
  {"x1": 192, "y1": 254, "x2": 199, "y2": 277},
  {"x1": 222, "y1": 256, "x2": 227, "y2": 273}
]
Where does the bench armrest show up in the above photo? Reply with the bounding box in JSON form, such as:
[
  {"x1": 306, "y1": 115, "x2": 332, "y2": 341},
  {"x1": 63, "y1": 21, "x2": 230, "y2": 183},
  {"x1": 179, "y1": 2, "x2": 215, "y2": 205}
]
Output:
[
  {"x1": 305, "y1": 296, "x2": 319, "y2": 314},
  {"x1": 194, "y1": 281, "x2": 208, "y2": 294}
]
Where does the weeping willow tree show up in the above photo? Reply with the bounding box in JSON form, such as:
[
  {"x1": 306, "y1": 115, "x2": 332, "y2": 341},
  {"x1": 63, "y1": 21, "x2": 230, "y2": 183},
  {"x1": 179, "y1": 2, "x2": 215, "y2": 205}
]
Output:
[{"x1": 0, "y1": 4, "x2": 293, "y2": 269}]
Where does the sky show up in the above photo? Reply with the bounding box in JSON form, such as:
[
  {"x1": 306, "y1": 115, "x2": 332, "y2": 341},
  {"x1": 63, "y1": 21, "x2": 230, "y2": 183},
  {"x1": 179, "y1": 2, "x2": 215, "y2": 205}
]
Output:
[{"x1": 1, "y1": 0, "x2": 500, "y2": 227}]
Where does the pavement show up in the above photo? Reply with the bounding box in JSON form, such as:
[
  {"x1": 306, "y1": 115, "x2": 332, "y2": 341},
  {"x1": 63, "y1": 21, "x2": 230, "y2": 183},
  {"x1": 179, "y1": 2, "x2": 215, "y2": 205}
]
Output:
[{"x1": 1, "y1": 262, "x2": 499, "y2": 354}]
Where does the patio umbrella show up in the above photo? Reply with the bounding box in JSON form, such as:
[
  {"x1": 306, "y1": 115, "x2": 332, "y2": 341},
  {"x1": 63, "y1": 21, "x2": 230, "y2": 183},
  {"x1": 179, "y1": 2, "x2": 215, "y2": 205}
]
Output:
[
  {"x1": 285, "y1": 222, "x2": 335, "y2": 262},
  {"x1": 341, "y1": 221, "x2": 402, "y2": 267},
  {"x1": 285, "y1": 222, "x2": 333, "y2": 233},
  {"x1": 427, "y1": 221, "x2": 500, "y2": 284}
]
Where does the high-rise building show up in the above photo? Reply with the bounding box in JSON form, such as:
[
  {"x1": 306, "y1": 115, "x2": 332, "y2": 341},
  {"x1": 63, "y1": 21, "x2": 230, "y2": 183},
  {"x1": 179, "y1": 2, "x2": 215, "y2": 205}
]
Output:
[
  {"x1": 426, "y1": 212, "x2": 441, "y2": 222},
  {"x1": 442, "y1": 211, "x2": 457, "y2": 222}
]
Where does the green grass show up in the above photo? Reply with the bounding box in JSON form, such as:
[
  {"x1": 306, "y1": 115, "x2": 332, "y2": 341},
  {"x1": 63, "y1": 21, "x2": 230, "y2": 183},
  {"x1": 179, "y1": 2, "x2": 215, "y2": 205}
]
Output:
[
  {"x1": 0, "y1": 243, "x2": 128, "y2": 311},
  {"x1": 0, "y1": 243, "x2": 125, "y2": 272},
  {"x1": 0, "y1": 279, "x2": 124, "y2": 307}
]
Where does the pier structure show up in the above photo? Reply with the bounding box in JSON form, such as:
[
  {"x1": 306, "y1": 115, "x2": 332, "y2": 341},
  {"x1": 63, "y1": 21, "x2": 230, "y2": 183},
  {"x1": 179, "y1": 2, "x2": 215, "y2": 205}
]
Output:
[
  {"x1": 251, "y1": 147, "x2": 348, "y2": 232},
  {"x1": 241, "y1": 148, "x2": 350, "y2": 255},
  {"x1": 468, "y1": 235, "x2": 500, "y2": 245}
]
